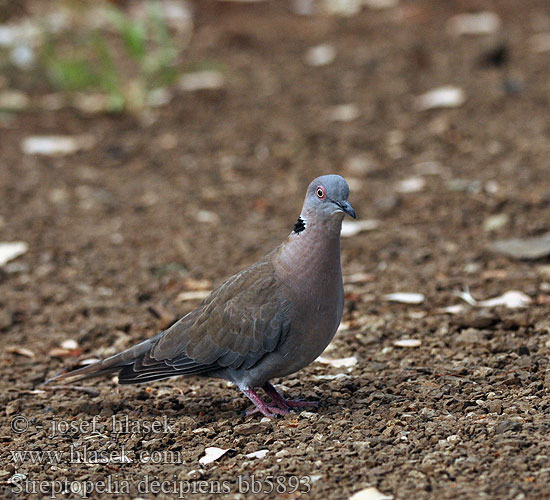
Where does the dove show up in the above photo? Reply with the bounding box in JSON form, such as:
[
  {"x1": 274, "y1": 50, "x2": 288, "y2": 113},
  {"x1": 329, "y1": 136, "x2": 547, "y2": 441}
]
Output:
[{"x1": 47, "y1": 175, "x2": 356, "y2": 417}]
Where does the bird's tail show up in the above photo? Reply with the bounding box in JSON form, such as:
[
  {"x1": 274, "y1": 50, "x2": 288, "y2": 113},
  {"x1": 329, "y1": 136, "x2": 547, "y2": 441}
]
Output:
[{"x1": 44, "y1": 337, "x2": 157, "y2": 385}]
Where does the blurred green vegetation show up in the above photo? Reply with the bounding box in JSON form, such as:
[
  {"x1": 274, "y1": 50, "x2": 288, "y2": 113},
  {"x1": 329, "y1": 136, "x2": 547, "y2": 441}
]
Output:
[{"x1": 41, "y1": 1, "x2": 180, "y2": 112}]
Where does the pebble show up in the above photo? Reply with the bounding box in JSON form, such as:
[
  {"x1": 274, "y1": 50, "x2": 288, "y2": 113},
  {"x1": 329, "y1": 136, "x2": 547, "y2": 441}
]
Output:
[
  {"x1": 0, "y1": 90, "x2": 30, "y2": 110},
  {"x1": 489, "y1": 234, "x2": 550, "y2": 260},
  {"x1": 305, "y1": 44, "x2": 336, "y2": 66},
  {"x1": 328, "y1": 103, "x2": 360, "y2": 122},
  {"x1": 455, "y1": 328, "x2": 484, "y2": 345},
  {"x1": 483, "y1": 214, "x2": 509, "y2": 232},
  {"x1": 234, "y1": 423, "x2": 267, "y2": 436}
]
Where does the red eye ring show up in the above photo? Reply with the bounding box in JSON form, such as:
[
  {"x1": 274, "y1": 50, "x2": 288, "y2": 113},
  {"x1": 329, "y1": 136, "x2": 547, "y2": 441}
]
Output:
[{"x1": 316, "y1": 186, "x2": 326, "y2": 199}]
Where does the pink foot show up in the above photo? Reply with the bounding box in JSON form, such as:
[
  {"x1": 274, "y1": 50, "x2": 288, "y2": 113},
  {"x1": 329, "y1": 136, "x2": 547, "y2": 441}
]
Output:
[
  {"x1": 263, "y1": 382, "x2": 319, "y2": 410},
  {"x1": 242, "y1": 388, "x2": 290, "y2": 417}
]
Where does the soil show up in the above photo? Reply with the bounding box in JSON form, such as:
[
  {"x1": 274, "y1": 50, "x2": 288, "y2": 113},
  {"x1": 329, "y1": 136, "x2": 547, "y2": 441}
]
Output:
[{"x1": 1, "y1": 1, "x2": 550, "y2": 499}]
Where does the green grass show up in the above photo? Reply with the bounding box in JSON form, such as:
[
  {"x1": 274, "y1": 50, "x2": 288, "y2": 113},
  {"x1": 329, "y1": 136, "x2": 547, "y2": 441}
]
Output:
[{"x1": 40, "y1": 1, "x2": 182, "y2": 112}]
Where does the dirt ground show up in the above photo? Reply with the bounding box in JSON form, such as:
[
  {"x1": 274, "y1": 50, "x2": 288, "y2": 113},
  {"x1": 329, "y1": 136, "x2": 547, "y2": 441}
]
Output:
[{"x1": 1, "y1": 1, "x2": 550, "y2": 499}]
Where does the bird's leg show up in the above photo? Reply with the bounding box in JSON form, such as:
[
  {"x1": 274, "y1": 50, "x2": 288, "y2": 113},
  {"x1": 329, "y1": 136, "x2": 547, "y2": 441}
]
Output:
[
  {"x1": 242, "y1": 388, "x2": 290, "y2": 417},
  {"x1": 262, "y1": 382, "x2": 319, "y2": 410}
]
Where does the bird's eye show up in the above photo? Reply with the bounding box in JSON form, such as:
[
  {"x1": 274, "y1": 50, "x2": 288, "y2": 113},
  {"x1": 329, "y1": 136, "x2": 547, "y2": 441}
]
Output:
[{"x1": 316, "y1": 186, "x2": 326, "y2": 199}]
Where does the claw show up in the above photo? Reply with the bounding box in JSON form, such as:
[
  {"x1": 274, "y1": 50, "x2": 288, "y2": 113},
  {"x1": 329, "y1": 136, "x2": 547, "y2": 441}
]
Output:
[{"x1": 262, "y1": 382, "x2": 319, "y2": 411}]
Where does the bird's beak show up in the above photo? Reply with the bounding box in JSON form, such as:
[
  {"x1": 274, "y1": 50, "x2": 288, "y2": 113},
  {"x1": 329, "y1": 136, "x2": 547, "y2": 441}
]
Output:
[{"x1": 337, "y1": 200, "x2": 356, "y2": 219}]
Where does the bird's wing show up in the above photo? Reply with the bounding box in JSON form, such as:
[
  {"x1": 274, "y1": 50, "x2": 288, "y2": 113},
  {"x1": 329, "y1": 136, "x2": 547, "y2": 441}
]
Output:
[{"x1": 116, "y1": 257, "x2": 292, "y2": 383}]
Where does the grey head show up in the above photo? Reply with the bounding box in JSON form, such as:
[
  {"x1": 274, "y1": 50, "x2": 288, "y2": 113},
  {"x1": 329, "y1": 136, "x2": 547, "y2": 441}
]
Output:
[{"x1": 300, "y1": 174, "x2": 356, "y2": 222}]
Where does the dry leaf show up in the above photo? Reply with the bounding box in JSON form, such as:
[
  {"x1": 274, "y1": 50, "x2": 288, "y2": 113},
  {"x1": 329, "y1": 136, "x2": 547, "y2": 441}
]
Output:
[
  {"x1": 199, "y1": 447, "x2": 229, "y2": 465},
  {"x1": 316, "y1": 356, "x2": 358, "y2": 368},
  {"x1": 0, "y1": 242, "x2": 28, "y2": 266},
  {"x1": 6, "y1": 346, "x2": 35, "y2": 358},
  {"x1": 455, "y1": 290, "x2": 531, "y2": 309},
  {"x1": 384, "y1": 292, "x2": 425, "y2": 304},
  {"x1": 245, "y1": 449, "x2": 269, "y2": 459},
  {"x1": 177, "y1": 290, "x2": 211, "y2": 302},
  {"x1": 341, "y1": 220, "x2": 380, "y2": 237},
  {"x1": 415, "y1": 86, "x2": 465, "y2": 110},
  {"x1": 393, "y1": 338, "x2": 422, "y2": 348},
  {"x1": 350, "y1": 486, "x2": 394, "y2": 500}
]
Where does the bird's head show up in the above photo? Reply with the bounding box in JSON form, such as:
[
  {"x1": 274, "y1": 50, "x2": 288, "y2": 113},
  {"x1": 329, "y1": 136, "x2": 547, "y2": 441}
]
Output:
[{"x1": 302, "y1": 174, "x2": 356, "y2": 221}]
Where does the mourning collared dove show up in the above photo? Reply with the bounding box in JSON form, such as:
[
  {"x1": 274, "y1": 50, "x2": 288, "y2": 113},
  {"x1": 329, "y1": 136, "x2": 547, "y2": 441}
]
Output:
[{"x1": 47, "y1": 175, "x2": 356, "y2": 417}]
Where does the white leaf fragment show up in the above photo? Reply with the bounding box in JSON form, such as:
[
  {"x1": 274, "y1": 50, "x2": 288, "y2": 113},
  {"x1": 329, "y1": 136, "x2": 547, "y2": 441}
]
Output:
[
  {"x1": 350, "y1": 486, "x2": 394, "y2": 500},
  {"x1": 341, "y1": 220, "x2": 380, "y2": 237},
  {"x1": 316, "y1": 356, "x2": 358, "y2": 368},
  {"x1": 21, "y1": 135, "x2": 95, "y2": 156},
  {"x1": 245, "y1": 449, "x2": 268, "y2": 459},
  {"x1": 384, "y1": 292, "x2": 425, "y2": 304},
  {"x1": 323, "y1": 0, "x2": 362, "y2": 17},
  {"x1": 455, "y1": 290, "x2": 531, "y2": 309},
  {"x1": 0, "y1": 242, "x2": 28, "y2": 266},
  {"x1": 177, "y1": 290, "x2": 211, "y2": 302},
  {"x1": 396, "y1": 177, "x2": 426, "y2": 193},
  {"x1": 393, "y1": 338, "x2": 422, "y2": 348},
  {"x1": 440, "y1": 304, "x2": 466, "y2": 315},
  {"x1": 199, "y1": 447, "x2": 229, "y2": 465},
  {"x1": 415, "y1": 86, "x2": 465, "y2": 110},
  {"x1": 6, "y1": 346, "x2": 35, "y2": 358},
  {"x1": 179, "y1": 71, "x2": 225, "y2": 92},
  {"x1": 305, "y1": 43, "x2": 336, "y2": 66},
  {"x1": 314, "y1": 373, "x2": 351, "y2": 380},
  {"x1": 0, "y1": 90, "x2": 30, "y2": 110},
  {"x1": 328, "y1": 103, "x2": 360, "y2": 122},
  {"x1": 447, "y1": 11, "x2": 501, "y2": 37},
  {"x1": 363, "y1": 0, "x2": 399, "y2": 9}
]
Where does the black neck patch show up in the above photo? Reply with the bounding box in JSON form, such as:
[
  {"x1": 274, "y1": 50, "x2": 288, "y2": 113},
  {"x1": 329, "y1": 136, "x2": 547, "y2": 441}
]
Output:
[{"x1": 293, "y1": 216, "x2": 306, "y2": 234}]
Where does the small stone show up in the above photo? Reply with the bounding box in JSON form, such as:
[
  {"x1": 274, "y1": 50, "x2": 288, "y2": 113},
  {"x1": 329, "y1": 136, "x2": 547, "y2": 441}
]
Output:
[
  {"x1": 0, "y1": 90, "x2": 30, "y2": 110},
  {"x1": 490, "y1": 234, "x2": 550, "y2": 260},
  {"x1": 483, "y1": 214, "x2": 509, "y2": 232},
  {"x1": 455, "y1": 328, "x2": 484, "y2": 345},
  {"x1": 328, "y1": 103, "x2": 360, "y2": 122},
  {"x1": 305, "y1": 44, "x2": 336, "y2": 66},
  {"x1": 234, "y1": 423, "x2": 266, "y2": 436}
]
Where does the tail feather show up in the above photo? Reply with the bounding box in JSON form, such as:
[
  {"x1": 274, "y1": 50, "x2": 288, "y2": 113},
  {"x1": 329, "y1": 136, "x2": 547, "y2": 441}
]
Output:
[{"x1": 45, "y1": 338, "x2": 156, "y2": 385}]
